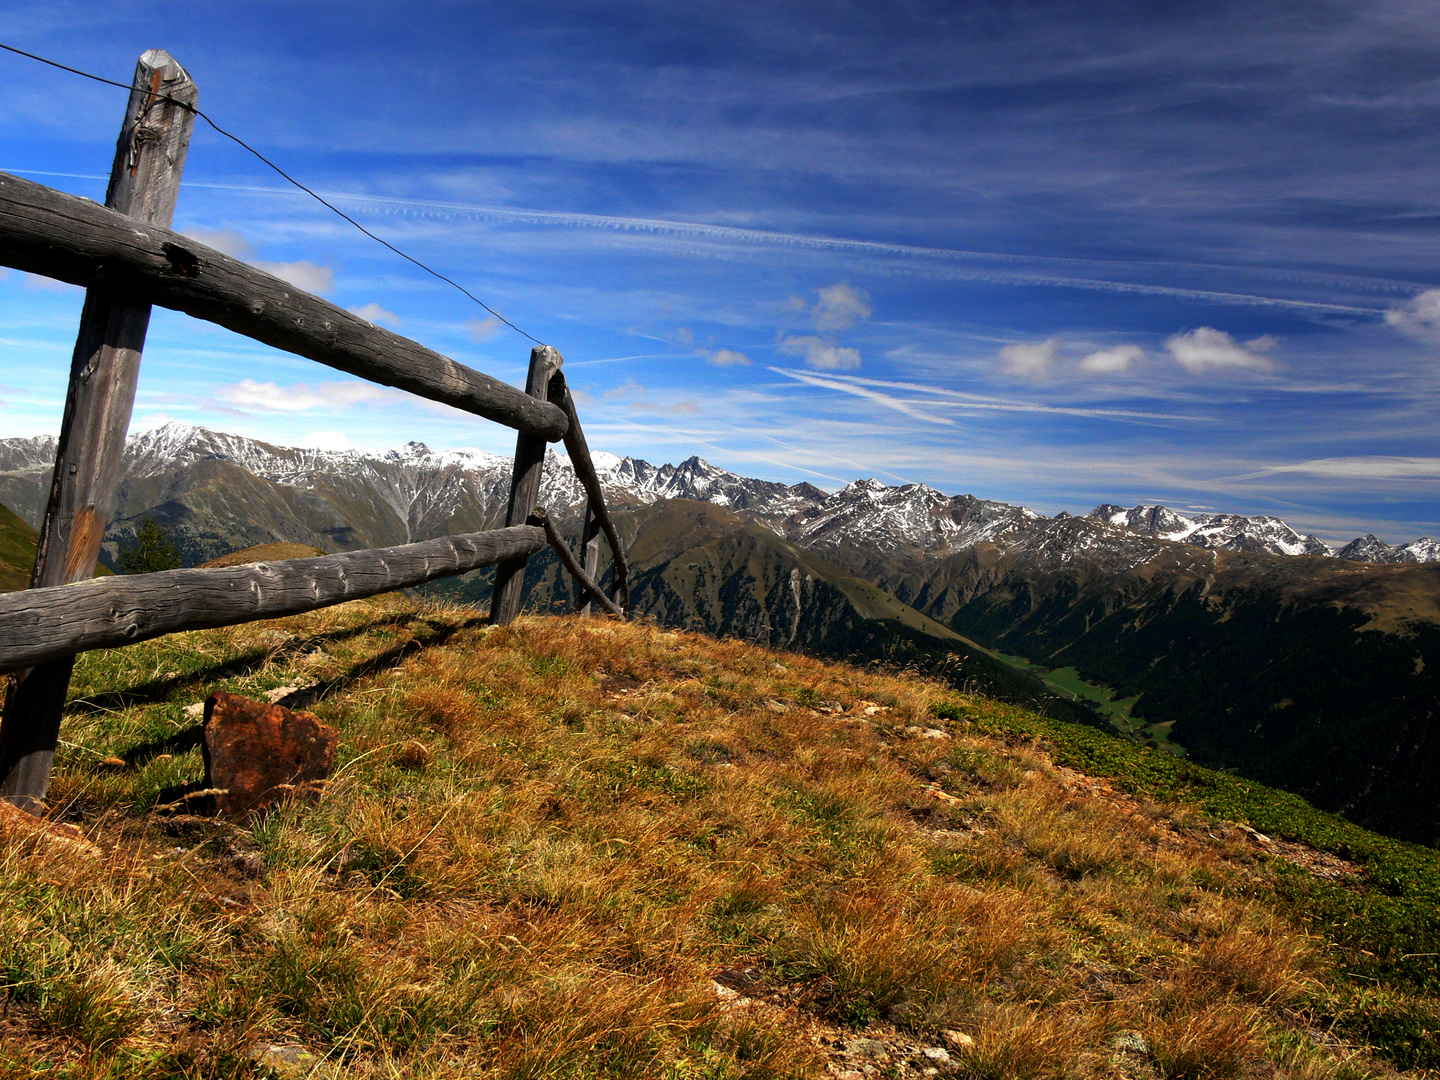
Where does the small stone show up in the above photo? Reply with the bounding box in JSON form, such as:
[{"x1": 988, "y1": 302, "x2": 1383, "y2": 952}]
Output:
[
  {"x1": 764, "y1": 699, "x2": 788, "y2": 713},
  {"x1": 920, "y1": 727, "x2": 950, "y2": 740},
  {"x1": 183, "y1": 701, "x2": 205, "y2": 718},
  {"x1": 227, "y1": 847, "x2": 264, "y2": 879},
  {"x1": 920, "y1": 1047, "x2": 952, "y2": 1063},
  {"x1": 264, "y1": 681, "x2": 321, "y2": 707},
  {"x1": 843, "y1": 1038, "x2": 889, "y2": 1060},
  {"x1": 0, "y1": 800, "x2": 101, "y2": 859},
  {"x1": 250, "y1": 1042, "x2": 318, "y2": 1078},
  {"x1": 203, "y1": 691, "x2": 337, "y2": 816},
  {"x1": 941, "y1": 1030, "x2": 976, "y2": 1050},
  {"x1": 1111, "y1": 1030, "x2": 1148, "y2": 1055}
]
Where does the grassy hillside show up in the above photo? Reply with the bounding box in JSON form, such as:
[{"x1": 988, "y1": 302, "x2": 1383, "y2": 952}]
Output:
[
  {"x1": 200, "y1": 542, "x2": 329, "y2": 568},
  {"x1": 426, "y1": 499, "x2": 1112, "y2": 731},
  {"x1": 853, "y1": 542, "x2": 1440, "y2": 847},
  {"x1": 0, "y1": 498, "x2": 39, "y2": 591},
  {"x1": 1, "y1": 598, "x2": 1436, "y2": 1077}
]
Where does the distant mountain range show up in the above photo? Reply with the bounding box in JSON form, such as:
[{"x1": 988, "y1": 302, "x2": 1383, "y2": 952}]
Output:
[
  {"x1": 3, "y1": 423, "x2": 1438, "y2": 846},
  {"x1": 2, "y1": 423, "x2": 1433, "y2": 566}
]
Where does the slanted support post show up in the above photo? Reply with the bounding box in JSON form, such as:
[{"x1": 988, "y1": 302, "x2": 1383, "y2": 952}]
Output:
[
  {"x1": 576, "y1": 505, "x2": 602, "y2": 616},
  {"x1": 0, "y1": 50, "x2": 197, "y2": 811},
  {"x1": 491, "y1": 345, "x2": 563, "y2": 625}
]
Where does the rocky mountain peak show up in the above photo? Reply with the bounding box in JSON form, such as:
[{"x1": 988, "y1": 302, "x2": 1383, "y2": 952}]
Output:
[{"x1": 1089, "y1": 502, "x2": 1334, "y2": 559}]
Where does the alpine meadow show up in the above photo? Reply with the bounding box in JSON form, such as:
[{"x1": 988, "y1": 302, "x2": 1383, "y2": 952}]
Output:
[{"x1": 2, "y1": 4, "x2": 1440, "y2": 1079}]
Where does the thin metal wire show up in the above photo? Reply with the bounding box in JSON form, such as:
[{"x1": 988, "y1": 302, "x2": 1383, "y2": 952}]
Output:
[{"x1": 0, "y1": 42, "x2": 546, "y2": 346}]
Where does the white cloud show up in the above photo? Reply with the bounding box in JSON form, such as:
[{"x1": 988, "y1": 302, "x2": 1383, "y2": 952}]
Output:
[
  {"x1": 467, "y1": 315, "x2": 503, "y2": 341},
  {"x1": 255, "y1": 260, "x2": 335, "y2": 295},
  {"x1": 183, "y1": 228, "x2": 253, "y2": 259},
  {"x1": 216, "y1": 378, "x2": 389, "y2": 413},
  {"x1": 131, "y1": 412, "x2": 185, "y2": 432},
  {"x1": 300, "y1": 430, "x2": 355, "y2": 452},
  {"x1": 348, "y1": 302, "x2": 401, "y2": 327},
  {"x1": 1385, "y1": 289, "x2": 1440, "y2": 342},
  {"x1": 1165, "y1": 327, "x2": 1277, "y2": 373},
  {"x1": 23, "y1": 273, "x2": 80, "y2": 293},
  {"x1": 603, "y1": 378, "x2": 648, "y2": 400},
  {"x1": 812, "y1": 282, "x2": 873, "y2": 331},
  {"x1": 674, "y1": 326, "x2": 695, "y2": 347},
  {"x1": 706, "y1": 348, "x2": 752, "y2": 367},
  {"x1": 181, "y1": 229, "x2": 334, "y2": 295},
  {"x1": 1078, "y1": 344, "x2": 1145, "y2": 374},
  {"x1": 777, "y1": 334, "x2": 861, "y2": 370},
  {"x1": 999, "y1": 338, "x2": 1058, "y2": 379}
]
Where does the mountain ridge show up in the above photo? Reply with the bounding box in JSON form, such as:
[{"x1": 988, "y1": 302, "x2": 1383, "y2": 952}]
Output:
[{"x1": 3, "y1": 422, "x2": 1433, "y2": 565}]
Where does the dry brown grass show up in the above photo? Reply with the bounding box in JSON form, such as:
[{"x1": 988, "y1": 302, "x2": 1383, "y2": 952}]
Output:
[{"x1": 0, "y1": 597, "x2": 1407, "y2": 1078}]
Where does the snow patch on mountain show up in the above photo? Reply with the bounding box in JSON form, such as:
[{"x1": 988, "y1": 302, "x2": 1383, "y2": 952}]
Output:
[{"x1": 1088, "y1": 503, "x2": 1334, "y2": 558}]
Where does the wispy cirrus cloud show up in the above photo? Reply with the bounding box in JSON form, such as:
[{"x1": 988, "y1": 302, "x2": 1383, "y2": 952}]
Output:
[
  {"x1": 769, "y1": 368, "x2": 1205, "y2": 424},
  {"x1": 769, "y1": 367, "x2": 952, "y2": 424},
  {"x1": 300, "y1": 189, "x2": 1393, "y2": 316},
  {"x1": 1217, "y1": 457, "x2": 1440, "y2": 482}
]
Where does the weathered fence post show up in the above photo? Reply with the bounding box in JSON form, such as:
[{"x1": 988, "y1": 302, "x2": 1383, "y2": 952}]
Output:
[
  {"x1": 491, "y1": 345, "x2": 563, "y2": 625},
  {"x1": 0, "y1": 50, "x2": 196, "y2": 810},
  {"x1": 577, "y1": 506, "x2": 601, "y2": 616}
]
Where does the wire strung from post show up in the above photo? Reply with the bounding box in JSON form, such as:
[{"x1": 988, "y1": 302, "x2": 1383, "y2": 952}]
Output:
[{"x1": 0, "y1": 42, "x2": 546, "y2": 347}]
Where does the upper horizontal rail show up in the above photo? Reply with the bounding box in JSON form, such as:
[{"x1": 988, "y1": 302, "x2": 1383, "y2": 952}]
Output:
[
  {"x1": 0, "y1": 525, "x2": 546, "y2": 674},
  {"x1": 0, "y1": 171, "x2": 569, "y2": 442}
]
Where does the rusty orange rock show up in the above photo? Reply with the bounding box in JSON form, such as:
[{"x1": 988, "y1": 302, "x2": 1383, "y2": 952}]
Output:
[{"x1": 202, "y1": 691, "x2": 337, "y2": 816}]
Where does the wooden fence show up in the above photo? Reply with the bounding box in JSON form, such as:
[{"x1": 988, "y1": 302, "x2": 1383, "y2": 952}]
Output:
[{"x1": 0, "y1": 50, "x2": 629, "y2": 810}]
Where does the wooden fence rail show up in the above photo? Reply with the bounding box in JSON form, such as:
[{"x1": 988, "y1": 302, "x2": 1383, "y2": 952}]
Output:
[
  {"x1": 0, "y1": 171, "x2": 568, "y2": 442},
  {"x1": 0, "y1": 527, "x2": 547, "y2": 675},
  {"x1": 0, "y1": 50, "x2": 630, "y2": 810}
]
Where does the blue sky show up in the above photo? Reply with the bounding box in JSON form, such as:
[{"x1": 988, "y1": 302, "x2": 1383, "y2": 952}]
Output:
[{"x1": 1, "y1": 1, "x2": 1438, "y2": 544}]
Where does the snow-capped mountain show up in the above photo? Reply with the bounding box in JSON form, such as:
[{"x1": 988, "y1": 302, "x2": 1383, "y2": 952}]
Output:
[
  {"x1": 1336, "y1": 534, "x2": 1440, "y2": 564},
  {"x1": 1088, "y1": 504, "x2": 1334, "y2": 557},
  {"x1": 782, "y1": 478, "x2": 1043, "y2": 557},
  {"x1": 1, "y1": 423, "x2": 1435, "y2": 567},
  {"x1": 605, "y1": 453, "x2": 824, "y2": 513}
]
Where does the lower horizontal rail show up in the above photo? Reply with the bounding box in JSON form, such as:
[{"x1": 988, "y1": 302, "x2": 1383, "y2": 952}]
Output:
[{"x1": 0, "y1": 526, "x2": 545, "y2": 674}]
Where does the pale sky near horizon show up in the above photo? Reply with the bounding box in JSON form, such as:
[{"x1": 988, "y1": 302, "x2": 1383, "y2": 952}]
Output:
[{"x1": 1, "y1": 1, "x2": 1438, "y2": 544}]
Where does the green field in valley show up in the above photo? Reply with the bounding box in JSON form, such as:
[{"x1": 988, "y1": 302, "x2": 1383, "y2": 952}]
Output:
[{"x1": 991, "y1": 650, "x2": 1184, "y2": 755}]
